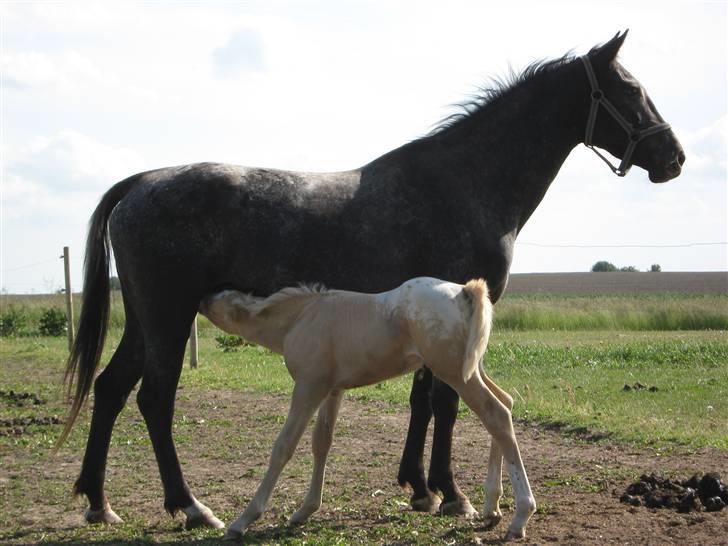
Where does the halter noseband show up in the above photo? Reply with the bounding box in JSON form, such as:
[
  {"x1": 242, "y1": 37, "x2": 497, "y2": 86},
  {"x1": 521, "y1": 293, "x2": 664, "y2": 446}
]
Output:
[{"x1": 580, "y1": 55, "x2": 671, "y2": 177}]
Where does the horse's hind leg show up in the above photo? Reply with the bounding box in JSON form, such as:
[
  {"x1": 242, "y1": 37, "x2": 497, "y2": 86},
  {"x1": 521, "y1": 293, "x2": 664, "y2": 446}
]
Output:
[
  {"x1": 398, "y1": 368, "x2": 439, "y2": 512},
  {"x1": 289, "y1": 390, "x2": 343, "y2": 525},
  {"x1": 135, "y1": 305, "x2": 224, "y2": 530},
  {"x1": 73, "y1": 316, "x2": 144, "y2": 524},
  {"x1": 429, "y1": 378, "x2": 476, "y2": 517},
  {"x1": 450, "y1": 375, "x2": 536, "y2": 540},
  {"x1": 480, "y1": 370, "x2": 514, "y2": 529},
  {"x1": 225, "y1": 380, "x2": 330, "y2": 540}
]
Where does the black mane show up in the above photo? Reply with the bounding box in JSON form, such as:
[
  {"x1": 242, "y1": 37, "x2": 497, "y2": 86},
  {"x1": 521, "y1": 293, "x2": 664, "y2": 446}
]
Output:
[{"x1": 429, "y1": 52, "x2": 577, "y2": 136}]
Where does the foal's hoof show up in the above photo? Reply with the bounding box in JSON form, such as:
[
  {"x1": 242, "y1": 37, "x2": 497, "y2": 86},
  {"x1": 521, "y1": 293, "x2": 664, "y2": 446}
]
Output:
[
  {"x1": 85, "y1": 506, "x2": 123, "y2": 525},
  {"x1": 504, "y1": 527, "x2": 526, "y2": 541},
  {"x1": 481, "y1": 510, "x2": 503, "y2": 529},
  {"x1": 223, "y1": 528, "x2": 246, "y2": 541},
  {"x1": 440, "y1": 497, "x2": 477, "y2": 518},
  {"x1": 410, "y1": 492, "x2": 441, "y2": 513},
  {"x1": 185, "y1": 511, "x2": 225, "y2": 530}
]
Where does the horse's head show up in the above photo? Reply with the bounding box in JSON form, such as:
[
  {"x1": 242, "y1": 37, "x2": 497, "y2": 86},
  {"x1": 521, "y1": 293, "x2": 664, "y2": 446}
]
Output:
[{"x1": 584, "y1": 31, "x2": 685, "y2": 183}]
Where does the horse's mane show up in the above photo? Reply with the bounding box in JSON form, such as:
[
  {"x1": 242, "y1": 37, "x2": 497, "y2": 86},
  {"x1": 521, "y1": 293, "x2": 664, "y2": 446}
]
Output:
[
  {"x1": 428, "y1": 51, "x2": 577, "y2": 136},
  {"x1": 247, "y1": 284, "x2": 328, "y2": 317}
]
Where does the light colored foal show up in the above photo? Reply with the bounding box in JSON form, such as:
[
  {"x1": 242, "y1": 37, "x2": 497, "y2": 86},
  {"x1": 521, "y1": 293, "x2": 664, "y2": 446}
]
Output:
[{"x1": 200, "y1": 277, "x2": 536, "y2": 541}]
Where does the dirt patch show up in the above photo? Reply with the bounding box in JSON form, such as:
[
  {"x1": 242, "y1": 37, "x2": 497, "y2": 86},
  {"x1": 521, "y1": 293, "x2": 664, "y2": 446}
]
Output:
[{"x1": 2, "y1": 388, "x2": 728, "y2": 545}]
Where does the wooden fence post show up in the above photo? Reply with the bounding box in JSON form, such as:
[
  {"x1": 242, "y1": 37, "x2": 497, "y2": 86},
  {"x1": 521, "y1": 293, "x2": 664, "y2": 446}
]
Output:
[
  {"x1": 62, "y1": 246, "x2": 75, "y2": 352},
  {"x1": 189, "y1": 315, "x2": 198, "y2": 368}
]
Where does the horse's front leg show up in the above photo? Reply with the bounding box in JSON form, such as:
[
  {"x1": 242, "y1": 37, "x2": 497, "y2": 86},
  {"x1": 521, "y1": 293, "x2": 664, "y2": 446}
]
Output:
[
  {"x1": 428, "y1": 378, "x2": 476, "y2": 517},
  {"x1": 397, "y1": 368, "x2": 440, "y2": 512},
  {"x1": 225, "y1": 381, "x2": 329, "y2": 540},
  {"x1": 288, "y1": 390, "x2": 343, "y2": 525}
]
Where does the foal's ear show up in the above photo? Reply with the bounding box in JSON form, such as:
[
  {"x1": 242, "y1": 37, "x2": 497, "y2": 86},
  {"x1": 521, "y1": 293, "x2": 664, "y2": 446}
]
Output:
[{"x1": 591, "y1": 30, "x2": 628, "y2": 64}]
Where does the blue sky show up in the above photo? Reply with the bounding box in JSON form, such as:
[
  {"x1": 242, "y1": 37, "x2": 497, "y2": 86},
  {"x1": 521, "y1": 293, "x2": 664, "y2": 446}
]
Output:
[{"x1": 1, "y1": 1, "x2": 726, "y2": 293}]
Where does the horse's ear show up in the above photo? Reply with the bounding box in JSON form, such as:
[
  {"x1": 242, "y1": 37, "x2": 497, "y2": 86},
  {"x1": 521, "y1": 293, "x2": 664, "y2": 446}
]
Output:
[{"x1": 590, "y1": 30, "x2": 629, "y2": 64}]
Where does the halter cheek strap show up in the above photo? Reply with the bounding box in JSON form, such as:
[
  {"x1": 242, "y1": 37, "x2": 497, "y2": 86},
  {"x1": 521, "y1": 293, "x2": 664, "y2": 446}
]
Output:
[{"x1": 580, "y1": 55, "x2": 671, "y2": 177}]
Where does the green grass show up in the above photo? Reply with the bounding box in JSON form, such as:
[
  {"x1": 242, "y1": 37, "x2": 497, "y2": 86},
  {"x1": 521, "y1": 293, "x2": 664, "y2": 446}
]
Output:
[
  {"x1": 3, "y1": 329, "x2": 725, "y2": 451},
  {"x1": 494, "y1": 293, "x2": 728, "y2": 330},
  {"x1": 3, "y1": 291, "x2": 727, "y2": 334}
]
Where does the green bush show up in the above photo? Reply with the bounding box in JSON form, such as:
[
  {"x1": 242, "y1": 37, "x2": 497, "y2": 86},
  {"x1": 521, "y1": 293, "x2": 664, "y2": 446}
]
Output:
[
  {"x1": 215, "y1": 334, "x2": 254, "y2": 352},
  {"x1": 38, "y1": 308, "x2": 68, "y2": 336},
  {"x1": 0, "y1": 307, "x2": 27, "y2": 337}
]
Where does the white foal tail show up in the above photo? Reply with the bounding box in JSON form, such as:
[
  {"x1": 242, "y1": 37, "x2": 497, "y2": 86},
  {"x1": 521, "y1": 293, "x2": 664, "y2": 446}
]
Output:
[{"x1": 461, "y1": 279, "x2": 492, "y2": 383}]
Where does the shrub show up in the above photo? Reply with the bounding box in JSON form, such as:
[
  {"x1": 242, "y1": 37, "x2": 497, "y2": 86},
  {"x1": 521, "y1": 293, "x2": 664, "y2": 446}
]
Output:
[
  {"x1": 215, "y1": 334, "x2": 253, "y2": 352},
  {"x1": 0, "y1": 308, "x2": 26, "y2": 337},
  {"x1": 591, "y1": 261, "x2": 617, "y2": 272},
  {"x1": 650, "y1": 264, "x2": 662, "y2": 272},
  {"x1": 38, "y1": 308, "x2": 68, "y2": 336}
]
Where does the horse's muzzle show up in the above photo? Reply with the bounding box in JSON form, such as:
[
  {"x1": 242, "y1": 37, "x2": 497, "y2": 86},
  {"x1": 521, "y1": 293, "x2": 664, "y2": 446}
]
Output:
[{"x1": 649, "y1": 150, "x2": 686, "y2": 183}]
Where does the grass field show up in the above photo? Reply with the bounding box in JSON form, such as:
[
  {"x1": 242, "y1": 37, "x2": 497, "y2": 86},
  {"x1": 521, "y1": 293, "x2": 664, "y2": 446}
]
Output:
[{"x1": 1, "y1": 289, "x2": 727, "y2": 544}]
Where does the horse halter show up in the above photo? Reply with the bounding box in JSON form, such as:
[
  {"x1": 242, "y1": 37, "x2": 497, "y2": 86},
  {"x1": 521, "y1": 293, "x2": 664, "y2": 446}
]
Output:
[{"x1": 580, "y1": 55, "x2": 671, "y2": 177}]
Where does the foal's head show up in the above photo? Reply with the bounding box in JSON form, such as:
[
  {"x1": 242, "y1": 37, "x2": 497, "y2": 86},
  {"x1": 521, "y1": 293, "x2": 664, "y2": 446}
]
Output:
[{"x1": 584, "y1": 31, "x2": 685, "y2": 182}]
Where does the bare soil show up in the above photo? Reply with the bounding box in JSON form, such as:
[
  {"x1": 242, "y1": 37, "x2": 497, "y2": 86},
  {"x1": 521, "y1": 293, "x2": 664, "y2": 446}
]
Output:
[
  {"x1": 507, "y1": 272, "x2": 728, "y2": 294},
  {"x1": 2, "y1": 388, "x2": 727, "y2": 545}
]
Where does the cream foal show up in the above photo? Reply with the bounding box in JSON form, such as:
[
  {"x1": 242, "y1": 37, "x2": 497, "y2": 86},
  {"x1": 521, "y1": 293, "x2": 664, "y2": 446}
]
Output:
[{"x1": 200, "y1": 277, "x2": 536, "y2": 541}]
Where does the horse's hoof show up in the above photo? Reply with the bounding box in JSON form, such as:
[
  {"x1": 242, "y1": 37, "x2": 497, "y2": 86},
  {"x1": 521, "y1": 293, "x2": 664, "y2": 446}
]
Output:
[
  {"x1": 481, "y1": 510, "x2": 502, "y2": 529},
  {"x1": 410, "y1": 492, "x2": 441, "y2": 513},
  {"x1": 504, "y1": 527, "x2": 526, "y2": 541},
  {"x1": 185, "y1": 511, "x2": 225, "y2": 530},
  {"x1": 85, "y1": 506, "x2": 123, "y2": 525},
  {"x1": 440, "y1": 497, "x2": 477, "y2": 518},
  {"x1": 223, "y1": 528, "x2": 245, "y2": 541}
]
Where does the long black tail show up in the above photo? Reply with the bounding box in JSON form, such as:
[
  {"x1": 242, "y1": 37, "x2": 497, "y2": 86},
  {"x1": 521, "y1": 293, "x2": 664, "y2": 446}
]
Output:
[{"x1": 56, "y1": 175, "x2": 142, "y2": 447}]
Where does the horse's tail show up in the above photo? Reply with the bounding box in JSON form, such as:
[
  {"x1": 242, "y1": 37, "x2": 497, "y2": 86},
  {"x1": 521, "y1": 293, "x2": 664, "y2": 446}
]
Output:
[
  {"x1": 461, "y1": 278, "x2": 493, "y2": 383},
  {"x1": 56, "y1": 175, "x2": 142, "y2": 448}
]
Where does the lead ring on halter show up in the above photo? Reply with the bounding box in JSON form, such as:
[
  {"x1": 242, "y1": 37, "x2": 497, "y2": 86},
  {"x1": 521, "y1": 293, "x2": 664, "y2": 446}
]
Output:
[{"x1": 580, "y1": 55, "x2": 671, "y2": 177}]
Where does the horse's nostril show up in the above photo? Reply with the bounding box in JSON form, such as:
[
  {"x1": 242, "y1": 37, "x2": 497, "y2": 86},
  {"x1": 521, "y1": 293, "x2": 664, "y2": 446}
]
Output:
[{"x1": 677, "y1": 151, "x2": 686, "y2": 166}]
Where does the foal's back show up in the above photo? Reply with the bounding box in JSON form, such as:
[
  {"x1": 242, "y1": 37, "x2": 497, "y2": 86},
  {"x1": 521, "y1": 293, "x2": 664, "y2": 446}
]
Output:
[{"x1": 284, "y1": 278, "x2": 474, "y2": 388}]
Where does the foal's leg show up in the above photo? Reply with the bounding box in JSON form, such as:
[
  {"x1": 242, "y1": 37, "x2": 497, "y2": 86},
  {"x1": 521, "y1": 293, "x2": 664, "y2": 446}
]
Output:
[
  {"x1": 136, "y1": 310, "x2": 223, "y2": 530},
  {"x1": 288, "y1": 390, "x2": 344, "y2": 525},
  {"x1": 429, "y1": 378, "x2": 476, "y2": 517},
  {"x1": 225, "y1": 381, "x2": 330, "y2": 540},
  {"x1": 479, "y1": 370, "x2": 514, "y2": 529},
  {"x1": 450, "y1": 374, "x2": 536, "y2": 540},
  {"x1": 397, "y1": 368, "x2": 438, "y2": 512},
  {"x1": 73, "y1": 317, "x2": 144, "y2": 524}
]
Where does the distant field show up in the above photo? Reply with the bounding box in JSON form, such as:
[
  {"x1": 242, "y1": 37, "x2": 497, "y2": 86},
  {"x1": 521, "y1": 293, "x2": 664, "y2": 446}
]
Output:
[{"x1": 507, "y1": 271, "x2": 727, "y2": 294}]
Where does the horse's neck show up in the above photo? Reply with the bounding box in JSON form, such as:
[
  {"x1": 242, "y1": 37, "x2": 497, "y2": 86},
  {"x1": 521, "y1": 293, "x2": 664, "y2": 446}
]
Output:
[{"x1": 428, "y1": 65, "x2": 584, "y2": 235}]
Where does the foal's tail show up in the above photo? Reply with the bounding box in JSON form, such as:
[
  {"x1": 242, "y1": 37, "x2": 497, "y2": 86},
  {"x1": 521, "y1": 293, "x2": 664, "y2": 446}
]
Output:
[
  {"x1": 56, "y1": 175, "x2": 142, "y2": 448},
  {"x1": 461, "y1": 278, "x2": 493, "y2": 383}
]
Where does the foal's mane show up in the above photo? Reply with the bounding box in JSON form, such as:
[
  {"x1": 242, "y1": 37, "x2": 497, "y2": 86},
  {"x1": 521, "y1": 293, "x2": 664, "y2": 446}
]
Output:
[
  {"x1": 428, "y1": 51, "x2": 578, "y2": 136},
  {"x1": 248, "y1": 284, "x2": 328, "y2": 317}
]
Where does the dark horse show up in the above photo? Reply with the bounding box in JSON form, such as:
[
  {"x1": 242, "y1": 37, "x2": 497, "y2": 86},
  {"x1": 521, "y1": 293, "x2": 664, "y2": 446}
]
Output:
[{"x1": 60, "y1": 31, "x2": 683, "y2": 538}]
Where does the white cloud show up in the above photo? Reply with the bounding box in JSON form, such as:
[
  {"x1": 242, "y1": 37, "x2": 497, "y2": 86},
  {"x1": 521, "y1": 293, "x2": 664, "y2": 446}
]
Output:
[{"x1": 9, "y1": 131, "x2": 146, "y2": 194}]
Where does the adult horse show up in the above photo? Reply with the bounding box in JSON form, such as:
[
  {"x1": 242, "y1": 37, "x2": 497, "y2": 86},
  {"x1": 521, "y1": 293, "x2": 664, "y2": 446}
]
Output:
[{"x1": 60, "y1": 31, "x2": 684, "y2": 534}]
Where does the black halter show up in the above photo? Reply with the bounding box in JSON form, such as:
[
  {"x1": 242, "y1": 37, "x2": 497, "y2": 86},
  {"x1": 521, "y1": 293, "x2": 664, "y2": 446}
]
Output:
[{"x1": 581, "y1": 55, "x2": 671, "y2": 177}]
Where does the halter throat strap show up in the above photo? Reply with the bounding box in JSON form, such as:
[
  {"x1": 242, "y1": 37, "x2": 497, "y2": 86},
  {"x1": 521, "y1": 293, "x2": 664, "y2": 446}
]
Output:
[{"x1": 580, "y1": 55, "x2": 671, "y2": 177}]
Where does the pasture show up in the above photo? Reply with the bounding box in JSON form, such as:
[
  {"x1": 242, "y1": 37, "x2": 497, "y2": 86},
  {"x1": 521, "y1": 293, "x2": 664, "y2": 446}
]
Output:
[{"x1": 1, "y1": 284, "x2": 727, "y2": 544}]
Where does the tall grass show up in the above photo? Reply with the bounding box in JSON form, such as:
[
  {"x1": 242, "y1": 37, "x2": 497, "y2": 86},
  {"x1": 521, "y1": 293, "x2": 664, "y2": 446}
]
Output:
[
  {"x1": 495, "y1": 293, "x2": 728, "y2": 331},
  {"x1": 3, "y1": 291, "x2": 727, "y2": 334}
]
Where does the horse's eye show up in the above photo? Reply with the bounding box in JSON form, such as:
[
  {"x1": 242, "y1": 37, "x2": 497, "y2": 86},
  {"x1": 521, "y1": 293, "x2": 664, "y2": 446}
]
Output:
[{"x1": 628, "y1": 86, "x2": 641, "y2": 97}]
